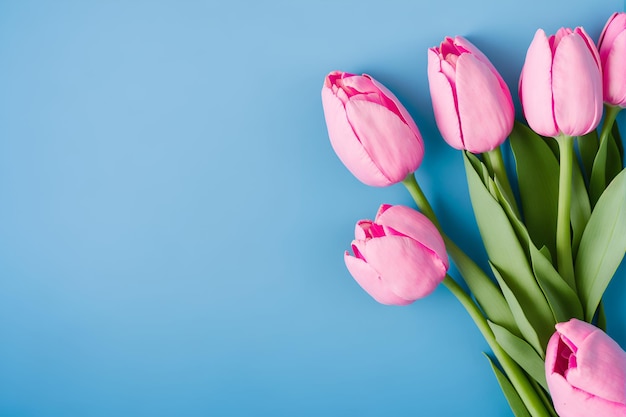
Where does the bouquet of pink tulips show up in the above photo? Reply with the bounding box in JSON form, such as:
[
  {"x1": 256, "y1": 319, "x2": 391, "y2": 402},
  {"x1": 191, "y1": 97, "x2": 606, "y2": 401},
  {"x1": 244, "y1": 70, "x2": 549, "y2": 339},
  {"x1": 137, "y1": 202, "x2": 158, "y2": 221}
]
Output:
[{"x1": 320, "y1": 12, "x2": 626, "y2": 417}]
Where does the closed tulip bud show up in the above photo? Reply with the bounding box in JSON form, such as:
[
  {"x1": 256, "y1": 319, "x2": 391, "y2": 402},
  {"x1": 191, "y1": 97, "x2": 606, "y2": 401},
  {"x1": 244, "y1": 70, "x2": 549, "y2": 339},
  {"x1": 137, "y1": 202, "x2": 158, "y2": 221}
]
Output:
[
  {"x1": 427, "y1": 36, "x2": 514, "y2": 153},
  {"x1": 545, "y1": 319, "x2": 626, "y2": 417},
  {"x1": 321, "y1": 71, "x2": 425, "y2": 187},
  {"x1": 519, "y1": 27, "x2": 603, "y2": 137},
  {"x1": 598, "y1": 12, "x2": 626, "y2": 107},
  {"x1": 344, "y1": 204, "x2": 449, "y2": 305}
]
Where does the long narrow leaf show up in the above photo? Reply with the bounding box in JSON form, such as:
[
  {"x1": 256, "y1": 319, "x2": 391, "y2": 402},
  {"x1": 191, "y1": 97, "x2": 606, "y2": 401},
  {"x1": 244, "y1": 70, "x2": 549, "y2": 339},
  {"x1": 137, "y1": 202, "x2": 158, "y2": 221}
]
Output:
[
  {"x1": 490, "y1": 262, "x2": 543, "y2": 355},
  {"x1": 578, "y1": 130, "x2": 599, "y2": 180},
  {"x1": 491, "y1": 179, "x2": 583, "y2": 323},
  {"x1": 445, "y1": 239, "x2": 519, "y2": 337},
  {"x1": 607, "y1": 130, "x2": 623, "y2": 184},
  {"x1": 488, "y1": 321, "x2": 548, "y2": 391},
  {"x1": 484, "y1": 354, "x2": 532, "y2": 417},
  {"x1": 510, "y1": 123, "x2": 558, "y2": 259},
  {"x1": 612, "y1": 121, "x2": 624, "y2": 161},
  {"x1": 464, "y1": 152, "x2": 554, "y2": 349},
  {"x1": 530, "y1": 244, "x2": 584, "y2": 322},
  {"x1": 575, "y1": 168, "x2": 626, "y2": 321}
]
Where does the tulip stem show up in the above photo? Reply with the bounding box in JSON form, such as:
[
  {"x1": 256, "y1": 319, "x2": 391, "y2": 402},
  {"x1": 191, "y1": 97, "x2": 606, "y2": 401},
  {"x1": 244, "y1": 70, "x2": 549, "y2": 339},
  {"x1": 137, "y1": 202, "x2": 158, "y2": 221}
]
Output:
[
  {"x1": 484, "y1": 147, "x2": 520, "y2": 219},
  {"x1": 443, "y1": 275, "x2": 552, "y2": 417},
  {"x1": 555, "y1": 135, "x2": 576, "y2": 290},
  {"x1": 401, "y1": 173, "x2": 440, "y2": 229}
]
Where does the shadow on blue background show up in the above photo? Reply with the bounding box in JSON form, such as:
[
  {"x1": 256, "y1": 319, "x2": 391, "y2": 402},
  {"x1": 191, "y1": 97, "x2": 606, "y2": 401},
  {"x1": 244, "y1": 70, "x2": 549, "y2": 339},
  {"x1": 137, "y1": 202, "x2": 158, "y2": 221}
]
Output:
[{"x1": 0, "y1": 1, "x2": 623, "y2": 416}]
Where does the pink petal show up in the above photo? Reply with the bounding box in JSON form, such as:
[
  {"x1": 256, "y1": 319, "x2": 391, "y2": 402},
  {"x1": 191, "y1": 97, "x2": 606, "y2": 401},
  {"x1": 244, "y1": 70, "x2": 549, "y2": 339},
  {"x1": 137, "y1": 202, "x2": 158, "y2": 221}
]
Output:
[
  {"x1": 520, "y1": 29, "x2": 559, "y2": 137},
  {"x1": 368, "y1": 76, "x2": 423, "y2": 141},
  {"x1": 604, "y1": 30, "x2": 626, "y2": 106},
  {"x1": 453, "y1": 36, "x2": 511, "y2": 95},
  {"x1": 566, "y1": 330, "x2": 626, "y2": 404},
  {"x1": 363, "y1": 236, "x2": 447, "y2": 300},
  {"x1": 321, "y1": 87, "x2": 391, "y2": 186},
  {"x1": 439, "y1": 37, "x2": 457, "y2": 57},
  {"x1": 375, "y1": 204, "x2": 393, "y2": 219},
  {"x1": 552, "y1": 33, "x2": 603, "y2": 136},
  {"x1": 454, "y1": 37, "x2": 498, "y2": 77},
  {"x1": 554, "y1": 28, "x2": 573, "y2": 50},
  {"x1": 546, "y1": 331, "x2": 561, "y2": 373},
  {"x1": 575, "y1": 27, "x2": 601, "y2": 69},
  {"x1": 351, "y1": 240, "x2": 368, "y2": 260},
  {"x1": 427, "y1": 49, "x2": 464, "y2": 149},
  {"x1": 355, "y1": 220, "x2": 373, "y2": 240},
  {"x1": 440, "y1": 59, "x2": 457, "y2": 85},
  {"x1": 344, "y1": 252, "x2": 413, "y2": 305},
  {"x1": 339, "y1": 73, "x2": 378, "y2": 96},
  {"x1": 345, "y1": 99, "x2": 423, "y2": 183},
  {"x1": 547, "y1": 372, "x2": 626, "y2": 417},
  {"x1": 555, "y1": 320, "x2": 596, "y2": 347},
  {"x1": 324, "y1": 70, "x2": 344, "y2": 88},
  {"x1": 375, "y1": 205, "x2": 448, "y2": 266},
  {"x1": 599, "y1": 13, "x2": 626, "y2": 63},
  {"x1": 455, "y1": 54, "x2": 514, "y2": 152}
]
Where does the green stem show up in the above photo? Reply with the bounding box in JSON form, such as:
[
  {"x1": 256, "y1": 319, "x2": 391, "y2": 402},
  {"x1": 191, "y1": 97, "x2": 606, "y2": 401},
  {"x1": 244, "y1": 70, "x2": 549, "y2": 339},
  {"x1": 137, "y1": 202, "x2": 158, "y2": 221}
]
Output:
[
  {"x1": 443, "y1": 276, "x2": 552, "y2": 417},
  {"x1": 484, "y1": 147, "x2": 520, "y2": 219},
  {"x1": 555, "y1": 135, "x2": 576, "y2": 290},
  {"x1": 401, "y1": 173, "x2": 440, "y2": 229}
]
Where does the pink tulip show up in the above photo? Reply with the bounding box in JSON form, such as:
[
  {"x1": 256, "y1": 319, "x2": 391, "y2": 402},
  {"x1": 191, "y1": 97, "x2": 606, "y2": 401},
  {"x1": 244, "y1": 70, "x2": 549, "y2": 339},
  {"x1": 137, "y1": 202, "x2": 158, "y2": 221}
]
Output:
[
  {"x1": 598, "y1": 12, "x2": 626, "y2": 107},
  {"x1": 344, "y1": 204, "x2": 449, "y2": 305},
  {"x1": 545, "y1": 319, "x2": 626, "y2": 417},
  {"x1": 321, "y1": 71, "x2": 424, "y2": 187},
  {"x1": 427, "y1": 36, "x2": 514, "y2": 153},
  {"x1": 519, "y1": 27, "x2": 603, "y2": 137}
]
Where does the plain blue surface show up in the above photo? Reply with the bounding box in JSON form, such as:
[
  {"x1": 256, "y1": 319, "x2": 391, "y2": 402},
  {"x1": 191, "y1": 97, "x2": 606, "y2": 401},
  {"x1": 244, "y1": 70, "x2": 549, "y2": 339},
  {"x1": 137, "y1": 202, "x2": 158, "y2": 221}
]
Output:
[{"x1": 0, "y1": 1, "x2": 624, "y2": 416}]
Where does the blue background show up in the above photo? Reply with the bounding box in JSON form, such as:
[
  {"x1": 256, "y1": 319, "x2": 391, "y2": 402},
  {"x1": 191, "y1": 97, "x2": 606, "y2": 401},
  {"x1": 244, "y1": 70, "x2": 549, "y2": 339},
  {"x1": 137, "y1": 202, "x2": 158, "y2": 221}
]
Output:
[{"x1": 0, "y1": 1, "x2": 624, "y2": 416}]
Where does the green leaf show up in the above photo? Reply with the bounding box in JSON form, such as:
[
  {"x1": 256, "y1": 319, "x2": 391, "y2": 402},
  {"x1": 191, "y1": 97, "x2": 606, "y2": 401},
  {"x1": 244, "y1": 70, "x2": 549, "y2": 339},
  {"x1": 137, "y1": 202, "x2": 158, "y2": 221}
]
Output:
[
  {"x1": 596, "y1": 301, "x2": 607, "y2": 331},
  {"x1": 466, "y1": 150, "x2": 484, "y2": 175},
  {"x1": 590, "y1": 106, "x2": 622, "y2": 206},
  {"x1": 448, "y1": 154, "x2": 521, "y2": 336},
  {"x1": 607, "y1": 129, "x2": 623, "y2": 185},
  {"x1": 539, "y1": 246, "x2": 552, "y2": 264},
  {"x1": 578, "y1": 130, "x2": 599, "y2": 181},
  {"x1": 488, "y1": 321, "x2": 548, "y2": 391},
  {"x1": 510, "y1": 122, "x2": 558, "y2": 259},
  {"x1": 464, "y1": 152, "x2": 555, "y2": 350},
  {"x1": 576, "y1": 168, "x2": 626, "y2": 321},
  {"x1": 445, "y1": 240, "x2": 519, "y2": 337},
  {"x1": 612, "y1": 121, "x2": 624, "y2": 162},
  {"x1": 484, "y1": 354, "x2": 532, "y2": 417},
  {"x1": 544, "y1": 135, "x2": 559, "y2": 158},
  {"x1": 490, "y1": 262, "x2": 543, "y2": 355},
  {"x1": 490, "y1": 178, "x2": 583, "y2": 324},
  {"x1": 529, "y1": 244, "x2": 584, "y2": 323}
]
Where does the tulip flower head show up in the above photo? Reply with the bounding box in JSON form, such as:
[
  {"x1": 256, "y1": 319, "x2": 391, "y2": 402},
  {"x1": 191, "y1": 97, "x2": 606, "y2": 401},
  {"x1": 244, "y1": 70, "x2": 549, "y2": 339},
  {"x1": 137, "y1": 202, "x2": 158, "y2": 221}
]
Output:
[
  {"x1": 519, "y1": 27, "x2": 603, "y2": 137},
  {"x1": 344, "y1": 204, "x2": 449, "y2": 305},
  {"x1": 427, "y1": 36, "x2": 514, "y2": 153},
  {"x1": 598, "y1": 12, "x2": 626, "y2": 107},
  {"x1": 321, "y1": 71, "x2": 425, "y2": 187},
  {"x1": 545, "y1": 319, "x2": 626, "y2": 417}
]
